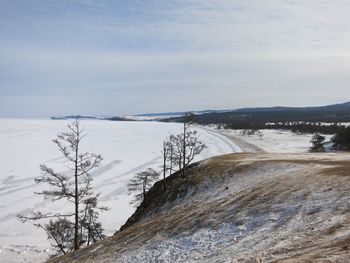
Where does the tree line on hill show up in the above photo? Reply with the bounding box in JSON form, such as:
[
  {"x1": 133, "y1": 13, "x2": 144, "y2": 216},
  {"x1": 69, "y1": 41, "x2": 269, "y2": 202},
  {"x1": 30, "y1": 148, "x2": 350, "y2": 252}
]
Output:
[
  {"x1": 332, "y1": 126, "x2": 350, "y2": 150},
  {"x1": 309, "y1": 126, "x2": 350, "y2": 152},
  {"x1": 222, "y1": 122, "x2": 345, "y2": 135},
  {"x1": 165, "y1": 107, "x2": 350, "y2": 126},
  {"x1": 165, "y1": 109, "x2": 350, "y2": 151}
]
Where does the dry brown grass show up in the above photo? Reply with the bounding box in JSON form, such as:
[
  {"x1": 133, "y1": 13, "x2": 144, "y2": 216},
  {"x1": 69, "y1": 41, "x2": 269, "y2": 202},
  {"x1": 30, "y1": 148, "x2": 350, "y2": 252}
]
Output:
[{"x1": 49, "y1": 152, "x2": 350, "y2": 263}]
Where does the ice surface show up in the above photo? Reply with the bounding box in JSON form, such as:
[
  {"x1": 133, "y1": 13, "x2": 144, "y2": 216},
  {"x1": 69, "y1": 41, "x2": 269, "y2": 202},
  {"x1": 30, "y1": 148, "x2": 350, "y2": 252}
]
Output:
[{"x1": 0, "y1": 119, "x2": 240, "y2": 262}]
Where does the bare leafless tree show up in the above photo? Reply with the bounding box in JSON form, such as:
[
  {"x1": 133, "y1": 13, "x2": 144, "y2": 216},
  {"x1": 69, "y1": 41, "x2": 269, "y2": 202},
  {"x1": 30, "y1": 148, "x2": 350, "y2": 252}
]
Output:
[
  {"x1": 19, "y1": 119, "x2": 106, "y2": 253},
  {"x1": 168, "y1": 136, "x2": 175, "y2": 174},
  {"x1": 172, "y1": 134, "x2": 184, "y2": 172},
  {"x1": 171, "y1": 114, "x2": 207, "y2": 177},
  {"x1": 127, "y1": 168, "x2": 160, "y2": 206},
  {"x1": 161, "y1": 138, "x2": 174, "y2": 189}
]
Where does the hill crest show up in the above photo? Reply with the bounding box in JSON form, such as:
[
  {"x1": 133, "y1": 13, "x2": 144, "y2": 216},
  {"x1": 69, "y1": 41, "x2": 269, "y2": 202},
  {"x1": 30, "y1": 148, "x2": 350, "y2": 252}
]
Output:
[{"x1": 50, "y1": 153, "x2": 350, "y2": 263}]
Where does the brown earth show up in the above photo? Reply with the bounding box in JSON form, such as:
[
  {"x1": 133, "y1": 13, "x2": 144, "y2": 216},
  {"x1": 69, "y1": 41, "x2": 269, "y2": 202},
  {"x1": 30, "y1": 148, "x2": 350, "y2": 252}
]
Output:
[{"x1": 49, "y1": 153, "x2": 350, "y2": 263}]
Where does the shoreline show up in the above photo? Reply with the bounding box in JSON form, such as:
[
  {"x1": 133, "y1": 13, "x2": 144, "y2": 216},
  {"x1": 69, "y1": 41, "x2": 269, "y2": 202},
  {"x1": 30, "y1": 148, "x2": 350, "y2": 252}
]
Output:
[{"x1": 197, "y1": 125, "x2": 264, "y2": 153}]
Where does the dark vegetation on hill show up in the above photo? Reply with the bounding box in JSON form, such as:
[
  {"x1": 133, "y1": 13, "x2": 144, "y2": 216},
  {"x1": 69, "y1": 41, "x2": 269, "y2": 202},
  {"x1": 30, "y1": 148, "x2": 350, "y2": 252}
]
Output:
[
  {"x1": 51, "y1": 115, "x2": 134, "y2": 121},
  {"x1": 105, "y1": 116, "x2": 134, "y2": 121},
  {"x1": 164, "y1": 101, "x2": 350, "y2": 150},
  {"x1": 332, "y1": 126, "x2": 350, "y2": 150},
  {"x1": 164, "y1": 101, "x2": 350, "y2": 130},
  {"x1": 51, "y1": 115, "x2": 98, "y2": 120}
]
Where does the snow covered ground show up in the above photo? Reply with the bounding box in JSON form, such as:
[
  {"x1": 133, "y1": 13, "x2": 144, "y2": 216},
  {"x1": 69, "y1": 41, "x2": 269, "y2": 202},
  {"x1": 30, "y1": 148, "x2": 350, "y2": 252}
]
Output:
[
  {"x1": 0, "y1": 119, "x2": 241, "y2": 263},
  {"x1": 213, "y1": 128, "x2": 334, "y2": 153}
]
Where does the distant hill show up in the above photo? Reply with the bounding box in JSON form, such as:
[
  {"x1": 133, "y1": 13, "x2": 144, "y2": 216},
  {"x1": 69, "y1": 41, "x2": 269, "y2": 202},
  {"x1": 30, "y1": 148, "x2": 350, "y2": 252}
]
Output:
[
  {"x1": 105, "y1": 116, "x2": 134, "y2": 121},
  {"x1": 51, "y1": 115, "x2": 133, "y2": 121},
  {"x1": 132, "y1": 101, "x2": 350, "y2": 121},
  {"x1": 164, "y1": 101, "x2": 350, "y2": 127},
  {"x1": 137, "y1": 109, "x2": 230, "y2": 117},
  {"x1": 234, "y1": 101, "x2": 350, "y2": 113},
  {"x1": 51, "y1": 101, "x2": 350, "y2": 124},
  {"x1": 130, "y1": 109, "x2": 230, "y2": 120},
  {"x1": 51, "y1": 115, "x2": 98, "y2": 120}
]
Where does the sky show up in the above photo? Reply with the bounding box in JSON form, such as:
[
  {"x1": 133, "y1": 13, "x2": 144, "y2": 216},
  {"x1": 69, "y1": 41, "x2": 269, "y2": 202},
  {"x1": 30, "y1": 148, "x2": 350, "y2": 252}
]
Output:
[{"x1": 1, "y1": 0, "x2": 350, "y2": 118}]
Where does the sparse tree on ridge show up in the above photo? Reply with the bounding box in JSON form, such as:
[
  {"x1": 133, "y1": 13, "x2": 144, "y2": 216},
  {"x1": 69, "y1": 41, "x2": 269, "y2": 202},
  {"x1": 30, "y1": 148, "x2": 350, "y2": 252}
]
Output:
[
  {"x1": 161, "y1": 136, "x2": 177, "y2": 188},
  {"x1": 128, "y1": 168, "x2": 160, "y2": 206},
  {"x1": 173, "y1": 113, "x2": 207, "y2": 177},
  {"x1": 19, "y1": 119, "x2": 107, "y2": 254},
  {"x1": 161, "y1": 140, "x2": 170, "y2": 189},
  {"x1": 128, "y1": 113, "x2": 206, "y2": 207},
  {"x1": 167, "y1": 136, "x2": 175, "y2": 175}
]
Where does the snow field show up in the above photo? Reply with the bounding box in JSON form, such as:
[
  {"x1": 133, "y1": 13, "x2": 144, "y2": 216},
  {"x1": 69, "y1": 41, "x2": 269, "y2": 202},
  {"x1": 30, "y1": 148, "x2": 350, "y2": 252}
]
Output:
[
  {"x1": 217, "y1": 128, "x2": 334, "y2": 153},
  {"x1": 0, "y1": 119, "x2": 240, "y2": 263}
]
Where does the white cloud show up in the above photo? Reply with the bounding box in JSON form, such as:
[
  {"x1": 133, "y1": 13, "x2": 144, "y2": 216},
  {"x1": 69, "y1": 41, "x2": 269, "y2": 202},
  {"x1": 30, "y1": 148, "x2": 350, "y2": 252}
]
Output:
[{"x1": 1, "y1": 0, "x2": 350, "y2": 117}]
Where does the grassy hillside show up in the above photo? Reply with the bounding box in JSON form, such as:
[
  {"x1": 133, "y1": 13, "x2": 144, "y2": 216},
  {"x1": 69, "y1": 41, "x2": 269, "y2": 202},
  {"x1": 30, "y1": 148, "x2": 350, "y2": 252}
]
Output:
[{"x1": 50, "y1": 153, "x2": 350, "y2": 262}]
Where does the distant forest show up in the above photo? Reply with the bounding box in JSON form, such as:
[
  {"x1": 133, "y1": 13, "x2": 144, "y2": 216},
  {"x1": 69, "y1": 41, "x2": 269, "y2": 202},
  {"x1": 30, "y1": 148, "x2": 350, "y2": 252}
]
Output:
[
  {"x1": 163, "y1": 107, "x2": 350, "y2": 150},
  {"x1": 164, "y1": 107, "x2": 350, "y2": 135}
]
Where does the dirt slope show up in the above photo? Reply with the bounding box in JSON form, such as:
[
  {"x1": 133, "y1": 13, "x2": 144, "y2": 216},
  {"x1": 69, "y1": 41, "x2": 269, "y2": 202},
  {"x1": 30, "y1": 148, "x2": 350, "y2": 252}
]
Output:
[{"x1": 50, "y1": 153, "x2": 350, "y2": 263}]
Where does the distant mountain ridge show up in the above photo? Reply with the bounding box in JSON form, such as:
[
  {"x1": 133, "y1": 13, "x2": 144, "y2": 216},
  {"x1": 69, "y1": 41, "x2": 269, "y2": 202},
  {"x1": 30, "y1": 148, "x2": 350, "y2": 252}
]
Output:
[
  {"x1": 51, "y1": 115, "x2": 98, "y2": 120},
  {"x1": 234, "y1": 101, "x2": 350, "y2": 113},
  {"x1": 163, "y1": 101, "x2": 350, "y2": 126},
  {"x1": 135, "y1": 109, "x2": 230, "y2": 117},
  {"x1": 50, "y1": 115, "x2": 133, "y2": 121},
  {"x1": 51, "y1": 101, "x2": 350, "y2": 122},
  {"x1": 136, "y1": 101, "x2": 350, "y2": 117}
]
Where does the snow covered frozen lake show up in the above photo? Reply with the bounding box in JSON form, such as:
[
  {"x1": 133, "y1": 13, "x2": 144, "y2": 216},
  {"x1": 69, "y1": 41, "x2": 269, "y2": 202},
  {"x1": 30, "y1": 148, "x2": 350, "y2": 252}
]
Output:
[{"x1": 0, "y1": 119, "x2": 241, "y2": 262}]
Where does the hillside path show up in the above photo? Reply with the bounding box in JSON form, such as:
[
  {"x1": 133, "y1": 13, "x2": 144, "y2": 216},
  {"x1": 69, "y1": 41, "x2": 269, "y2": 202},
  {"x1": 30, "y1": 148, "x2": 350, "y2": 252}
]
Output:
[{"x1": 197, "y1": 126, "x2": 264, "y2": 153}]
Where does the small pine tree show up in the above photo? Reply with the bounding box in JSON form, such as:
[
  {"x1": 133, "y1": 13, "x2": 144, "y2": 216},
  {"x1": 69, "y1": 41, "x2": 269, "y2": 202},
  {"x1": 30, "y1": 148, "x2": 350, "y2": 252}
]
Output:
[
  {"x1": 80, "y1": 196, "x2": 108, "y2": 246},
  {"x1": 309, "y1": 133, "x2": 325, "y2": 152},
  {"x1": 44, "y1": 218, "x2": 75, "y2": 255},
  {"x1": 332, "y1": 126, "x2": 350, "y2": 150},
  {"x1": 127, "y1": 168, "x2": 160, "y2": 206}
]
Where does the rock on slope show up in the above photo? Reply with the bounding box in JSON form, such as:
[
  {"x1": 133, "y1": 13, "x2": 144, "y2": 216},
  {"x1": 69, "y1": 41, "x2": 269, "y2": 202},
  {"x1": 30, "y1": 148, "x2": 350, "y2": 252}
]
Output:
[{"x1": 50, "y1": 153, "x2": 350, "y2": 262}]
